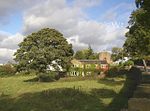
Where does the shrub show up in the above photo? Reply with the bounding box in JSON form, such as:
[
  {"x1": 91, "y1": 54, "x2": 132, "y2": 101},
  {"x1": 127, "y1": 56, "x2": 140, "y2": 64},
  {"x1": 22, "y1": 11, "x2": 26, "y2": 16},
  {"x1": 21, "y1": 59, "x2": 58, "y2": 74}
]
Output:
[
  {"x1": 0, "y1": 64, "x2": 16, "y2": 76},
  {"x1": 106, "y1": 66, "x2": 128, "y2": 77},
  {"x1": 106, "y1": 66, "x2": 118, "y2": 77},
  {"x1": 38, "y1": 73, "x2": 53, "y2": 82},
  {"x1": 58, "y1": 71, "x2": 67, "y2": 78},
  {"x1": 55, "y1": 73, "x2": 61, "y2": 80},
  {"x1": 123, "y1": 60, "x2": 134, "y2": 66},
  {"x1": 38, "y1": 71, "x2": 60, "y2": 82},
  {"x1": 94, "y1": 69, "x2": 101, "y2": 75}
]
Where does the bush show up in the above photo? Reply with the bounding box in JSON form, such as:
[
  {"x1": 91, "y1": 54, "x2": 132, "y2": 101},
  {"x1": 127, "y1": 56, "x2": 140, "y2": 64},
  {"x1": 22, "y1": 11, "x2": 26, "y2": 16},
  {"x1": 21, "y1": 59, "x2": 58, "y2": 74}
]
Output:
[
  {"x1": 106, "y1": 66, "x2": 118, "y2": 77},
  {"x1": 38, "y1": 71, "x2": 60, "y2": 82},
  {"x1": 123, "y1": 60, "x2": 134, "y2": 66},
  {"x1": 0, "y1": 64, "x2": 16, "y2": 76},
  {"x1": 55, "y1": 74, "x2": 60, "y2": 80},
  {"x1": 106, "y1": 66, "x2": 128, "y2": 77},
  {"x1": 58, "y1": 71, "x2": 67, "y2": 78},
  {"x1": 38, "y1": 73, "x2": 52, "y2": 82}
]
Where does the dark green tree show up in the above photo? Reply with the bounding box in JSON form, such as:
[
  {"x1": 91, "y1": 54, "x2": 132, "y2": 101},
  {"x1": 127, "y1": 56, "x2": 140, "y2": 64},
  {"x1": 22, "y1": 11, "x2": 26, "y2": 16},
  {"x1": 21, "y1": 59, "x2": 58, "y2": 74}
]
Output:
[
  {"x1": 111, "y1": 47, "x2": 125, "y2": 62},
  {"x1": 86, "y1": 44, "x2": 93, "y2": 59},
  {"x1": 124, "y1": 0, "x2": 150, "y2": 71},
  {"x1": 14, "y1": 28, "x2": 74, "y2": 74},
  {"x1": 74, "y1": 50, "x2": 85, "y2": 59},
  {"x1": 74, "y1": 45, "x2": 98, "y2": 60}
]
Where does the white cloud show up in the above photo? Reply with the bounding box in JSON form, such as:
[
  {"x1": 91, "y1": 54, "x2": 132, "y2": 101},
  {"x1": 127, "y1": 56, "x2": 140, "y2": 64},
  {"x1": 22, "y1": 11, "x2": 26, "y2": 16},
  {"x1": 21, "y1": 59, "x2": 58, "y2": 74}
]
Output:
[
  {"x1": 73, "y1": 0, "x2": 102, "y2": 8},
  {"x1": 67, "y1": 21, "x2": 127, "y2": 51},
  {"x1": 0, "y1": 31, "x2": 24, "y2": 63},
  {"x1": 0, "y1": 0, "x2": 41, "y2": 25},
  {"x1": 0, "y1": 0, "x2": 132, "y2": 63},
  {"x1": 0, "y1": 31, "x2": 11, "y2": 41},
  {"x1": 67, "y1": 35, "x2": 88, "y2": 51},
  {"x1": 0, "y1": 33, "x2": 24, "y2": 49},
  {"x1": 0, "y1": 48, "x2": 16, "y2": 64},
  {"x1": 22, "y1": 0, "x2": 127, "y2": 52},
  {"x1": 22, "y1": 0, "x2": 84, "y2": 35}
]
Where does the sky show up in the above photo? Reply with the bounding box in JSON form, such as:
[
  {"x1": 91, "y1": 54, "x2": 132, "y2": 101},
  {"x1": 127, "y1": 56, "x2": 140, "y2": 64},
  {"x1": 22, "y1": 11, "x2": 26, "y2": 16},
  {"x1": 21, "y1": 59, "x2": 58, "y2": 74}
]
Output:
[{"x1": 0, "y1": 0, "x2": 136, "y2": 64}]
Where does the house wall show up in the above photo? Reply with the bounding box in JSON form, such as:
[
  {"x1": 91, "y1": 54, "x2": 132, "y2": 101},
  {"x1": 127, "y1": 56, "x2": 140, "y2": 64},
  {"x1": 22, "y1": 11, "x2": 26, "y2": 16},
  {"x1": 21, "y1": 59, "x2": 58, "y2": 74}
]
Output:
[
  {"x1": 69, "y1": 59, "x2": 102, "y2": 76},
  {"x1": 99, "y1": 52, "x2": 112, "y2": 64},
  {"x1": 70, "y1": 51, "x2": 111, "y2": 77}
]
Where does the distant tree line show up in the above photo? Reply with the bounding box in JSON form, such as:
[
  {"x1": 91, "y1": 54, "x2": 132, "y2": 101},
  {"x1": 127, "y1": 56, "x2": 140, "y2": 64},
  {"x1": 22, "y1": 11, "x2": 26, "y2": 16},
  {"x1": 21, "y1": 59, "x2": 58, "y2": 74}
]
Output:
[{"x1": 74, "y1": 45, "x2": 99, "y2": 60}]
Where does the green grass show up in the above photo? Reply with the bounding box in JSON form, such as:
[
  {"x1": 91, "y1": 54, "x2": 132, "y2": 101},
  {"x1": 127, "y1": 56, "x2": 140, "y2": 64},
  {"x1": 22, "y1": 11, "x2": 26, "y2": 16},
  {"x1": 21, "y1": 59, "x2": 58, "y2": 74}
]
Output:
[{"x1": 0, "y1": 75, "x2": 126, "y2": 111}]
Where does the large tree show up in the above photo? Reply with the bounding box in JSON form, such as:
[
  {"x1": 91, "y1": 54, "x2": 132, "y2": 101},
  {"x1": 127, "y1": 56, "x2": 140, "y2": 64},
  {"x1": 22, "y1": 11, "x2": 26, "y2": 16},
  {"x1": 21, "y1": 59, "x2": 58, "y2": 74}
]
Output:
[
  {"x1": 124, "y1": 0, "x2": 150, "y2": 71},
  {"x1": 14, "y1": 28, "x2": 74, "y2": 73}
]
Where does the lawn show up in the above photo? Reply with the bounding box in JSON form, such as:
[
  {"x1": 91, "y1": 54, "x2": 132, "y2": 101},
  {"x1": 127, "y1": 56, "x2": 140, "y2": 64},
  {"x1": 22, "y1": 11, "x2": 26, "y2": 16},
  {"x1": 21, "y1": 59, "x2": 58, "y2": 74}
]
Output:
[{"x1": 0, "y1": 75, "x2": 126, "y2": 111}]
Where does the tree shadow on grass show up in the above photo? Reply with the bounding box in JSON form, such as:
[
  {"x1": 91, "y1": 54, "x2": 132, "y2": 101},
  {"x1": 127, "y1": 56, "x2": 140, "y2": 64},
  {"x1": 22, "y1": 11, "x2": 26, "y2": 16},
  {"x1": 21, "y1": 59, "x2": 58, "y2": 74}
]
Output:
[
  {"x1": 23, "y1": 77, "x2": 39, "y2": 82},
  {"x1": 91, "y1": 88, "x2": 116, "y2": 98},
  {"x1": 23, "y1": 77, "x2": 55, "y2": 82},
  {"x1": 0, "y1": 75, "x2": 14, "y2": 78},
  {"x1": 0, "y1": 88, "x2": 106, "y2": 111},
  {"x1": 106, "y1": 67, "x2": 142, "y2": 111},
  {"x1": 97, "y1": 78, "x2": 125, "y2": 86},
  {"x1": 142, "y1": 74, "x2": 150, "y2": 84}
]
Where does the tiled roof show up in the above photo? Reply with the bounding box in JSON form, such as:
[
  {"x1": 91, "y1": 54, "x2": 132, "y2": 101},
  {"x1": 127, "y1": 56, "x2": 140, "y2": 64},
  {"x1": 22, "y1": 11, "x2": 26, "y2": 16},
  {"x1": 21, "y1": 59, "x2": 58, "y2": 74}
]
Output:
[{"x1": 78, "y1": 60, "x2": 107, "y2": 64}]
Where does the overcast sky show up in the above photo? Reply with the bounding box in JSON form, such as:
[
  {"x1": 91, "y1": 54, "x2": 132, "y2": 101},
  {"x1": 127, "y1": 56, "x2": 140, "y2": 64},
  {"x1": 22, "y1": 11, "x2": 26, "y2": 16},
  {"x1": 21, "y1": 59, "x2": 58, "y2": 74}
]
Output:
[{"x1": 0, "y1": 0, "x2": 135, "y2": 64}]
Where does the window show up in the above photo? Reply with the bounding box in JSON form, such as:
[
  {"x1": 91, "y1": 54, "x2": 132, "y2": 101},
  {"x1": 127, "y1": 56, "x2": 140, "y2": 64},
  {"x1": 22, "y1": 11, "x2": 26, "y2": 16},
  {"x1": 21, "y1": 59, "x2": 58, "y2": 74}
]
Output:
[{"x1": 75, "y1": 72, "x2": 77, "y2": 75}]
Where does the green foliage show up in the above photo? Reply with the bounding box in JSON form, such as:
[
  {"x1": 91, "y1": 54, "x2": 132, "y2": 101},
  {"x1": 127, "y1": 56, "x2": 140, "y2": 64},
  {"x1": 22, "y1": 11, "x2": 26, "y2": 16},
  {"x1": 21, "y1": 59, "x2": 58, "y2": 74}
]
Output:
[
  {"x1": 0, "y1": 64, "x2": 16, "y2": 76},
  {"x1": 123, "y1": 60, "x2": 134, "y2": 66},
  {"x1": 38, "y1": 72, "x2": 57, "y2": 82},
  {"x1": 74, "y1": 45, "x2": 99, "y2": 60},
  {"x1": 106, "y1": 66, "x2": 128, "y2": 77},
  {"x1": 74, "y1": 50, "x2": 85, "y2": 59},
  {"x1": 111, "y1": 47, "x2": 126, "y2": 61},
  {"x1": 69, "y1": 65, "x2": 101, "y2": 76},
  {"x1": 106, "y1": 66, "x2": 118, "y2": 77},
  {"x1": 36, "y1": 71, "x2": 60, "y2": 82},
  {"x1": 124, "y1": 0, "x2": 150, "y2": 59},
  {"x1": 89, "y1": 53, "x2": 99, "y2": 60},
  {"x1": 14, "y1": 28, "x2": 74, "y2": 74}
]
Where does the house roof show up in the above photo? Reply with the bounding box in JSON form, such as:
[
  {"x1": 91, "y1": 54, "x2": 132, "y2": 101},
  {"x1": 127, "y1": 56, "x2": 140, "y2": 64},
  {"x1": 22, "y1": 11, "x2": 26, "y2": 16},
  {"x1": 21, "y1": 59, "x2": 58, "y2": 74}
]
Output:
[{"x1": 78, "y1": 60, "x2": 107, "y2": 64}]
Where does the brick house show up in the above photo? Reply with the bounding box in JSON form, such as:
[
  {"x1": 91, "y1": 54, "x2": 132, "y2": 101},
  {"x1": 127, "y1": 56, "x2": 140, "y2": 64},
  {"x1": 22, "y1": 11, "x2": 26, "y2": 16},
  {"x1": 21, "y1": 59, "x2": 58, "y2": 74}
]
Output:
[{"x1": 69, "y1": 59, "x2": 108, "y2": 76}]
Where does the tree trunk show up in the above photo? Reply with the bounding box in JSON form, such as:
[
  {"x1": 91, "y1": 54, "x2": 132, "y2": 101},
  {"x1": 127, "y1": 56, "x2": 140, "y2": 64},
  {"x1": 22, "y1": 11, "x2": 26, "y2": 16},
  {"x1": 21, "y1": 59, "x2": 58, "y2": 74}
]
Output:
[{"x1": 142, "y1": 59, "x2": 148, "y2": 72}]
